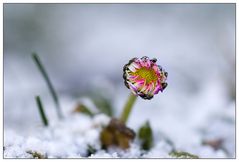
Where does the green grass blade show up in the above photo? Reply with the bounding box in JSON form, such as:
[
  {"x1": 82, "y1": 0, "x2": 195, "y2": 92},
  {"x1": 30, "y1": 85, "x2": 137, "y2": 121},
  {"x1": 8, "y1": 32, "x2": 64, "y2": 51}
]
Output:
[
  {"x1": 32, "y1": 53, "x2": 63, "y2": 119},
  {"x1": 35, "y1": 96, "x2": 49, "y2": 126},
  {"x1": 169, "y1": 151, "x2": 199, "y2": 159}
]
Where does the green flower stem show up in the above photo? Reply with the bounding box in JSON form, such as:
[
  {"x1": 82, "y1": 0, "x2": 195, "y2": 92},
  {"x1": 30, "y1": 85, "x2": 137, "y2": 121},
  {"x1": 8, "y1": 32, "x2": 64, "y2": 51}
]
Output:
[{"x1": 120, "y1": 93, "x2": 137, "y2": 123}]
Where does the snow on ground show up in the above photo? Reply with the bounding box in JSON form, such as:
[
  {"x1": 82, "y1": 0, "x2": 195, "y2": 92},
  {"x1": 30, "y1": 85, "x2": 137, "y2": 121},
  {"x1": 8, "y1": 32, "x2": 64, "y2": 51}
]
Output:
[
  {"x1": 4, "y1": 113, "x2": 172, "y2": 158},
  {"x1": 4, "y1": 114, "x2": 108, "y2": 158},
  {"x1": 4, "y1": 77, "x2": 235, "y2": 158}
]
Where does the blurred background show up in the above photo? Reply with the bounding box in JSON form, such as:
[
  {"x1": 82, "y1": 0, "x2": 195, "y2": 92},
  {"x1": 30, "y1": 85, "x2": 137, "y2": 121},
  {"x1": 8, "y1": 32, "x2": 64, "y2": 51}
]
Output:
[{"x1": 4, "y1": 4, "x2": 235, "y2": 157}]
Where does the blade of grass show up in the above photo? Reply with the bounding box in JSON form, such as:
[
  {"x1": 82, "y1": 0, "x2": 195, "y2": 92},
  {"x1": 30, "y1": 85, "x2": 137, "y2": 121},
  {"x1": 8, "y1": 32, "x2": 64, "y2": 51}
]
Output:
[
  {"x1": 32, "y1": 53, "x2": 63, "y2": 119},
  {"x1": 35, "y1": 96, "x2": 49, "y2": 126},
  {"x1": 169, "y1": 151, "x2": 199, "y2": 159}
]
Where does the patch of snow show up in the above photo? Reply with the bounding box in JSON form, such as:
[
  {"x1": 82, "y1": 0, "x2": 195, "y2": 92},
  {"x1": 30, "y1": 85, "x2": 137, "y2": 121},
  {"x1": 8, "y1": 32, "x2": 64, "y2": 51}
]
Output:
[
  {"x1": 4, "y1": 77, "x2": 235, "y2": 159},
  {"x1": 4, "y1": 114, "x2": 111, "y2": 158}
]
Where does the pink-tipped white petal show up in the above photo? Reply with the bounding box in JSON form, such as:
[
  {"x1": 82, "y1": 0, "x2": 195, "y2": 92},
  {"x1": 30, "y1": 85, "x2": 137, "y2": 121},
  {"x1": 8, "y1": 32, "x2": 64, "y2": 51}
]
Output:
[
  {"x1": 128, "y1": 64, "x2": 137, "y2": 72},
  {"x1": 145, "y1": 59, "x2": 151, "y2": 68},
  {"x1": 127, "y1": 81, "x2": 137, "y2": 94},
  {"x1": 131, "y1": 62, "x2": 141, "y2": 69},
  {"x1": 153, "y1": 84, "x2": 161, "y2": 94},
  {"x1": 133, "y1": 79, "x2": 145, "y2": 89},
  {"x1": 128, "y1": 75, "x2": 139, "y2": 80}
]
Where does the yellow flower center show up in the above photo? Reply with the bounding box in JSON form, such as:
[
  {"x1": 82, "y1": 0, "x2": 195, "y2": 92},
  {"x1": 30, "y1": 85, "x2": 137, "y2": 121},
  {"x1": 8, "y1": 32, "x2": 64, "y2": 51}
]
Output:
[{"x1": 133, "y1": 67, "x2": 158, "y2": 84}]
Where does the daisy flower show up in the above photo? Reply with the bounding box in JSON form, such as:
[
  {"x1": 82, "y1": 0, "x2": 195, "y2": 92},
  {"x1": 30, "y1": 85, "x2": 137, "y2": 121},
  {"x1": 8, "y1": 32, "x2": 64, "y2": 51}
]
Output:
[{"x1": 123, "y1": 56, "x2": 167, "y2": 100}]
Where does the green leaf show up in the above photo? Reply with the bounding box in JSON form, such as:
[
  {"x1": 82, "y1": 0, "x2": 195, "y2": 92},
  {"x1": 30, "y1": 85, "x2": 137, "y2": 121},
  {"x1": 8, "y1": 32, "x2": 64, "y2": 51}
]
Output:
[
  {"x1": 169, "y1": 151, "x2": 199, "y2": 159},
  {"x1": 73, "y1": 103, "x2": 95, "y2": 117},
  {"x1": 138, "y1": 120, "x2": 153, "y2": 150},
  {"x1": 86, "y1": 144, "x2": 97, "y2": 156},
  {"x1": 85, "y1": 88, "x2": 114, "y2": 117},
  {"x1": 92, "y1": 96, "x2": 113, "y2": 117}
]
